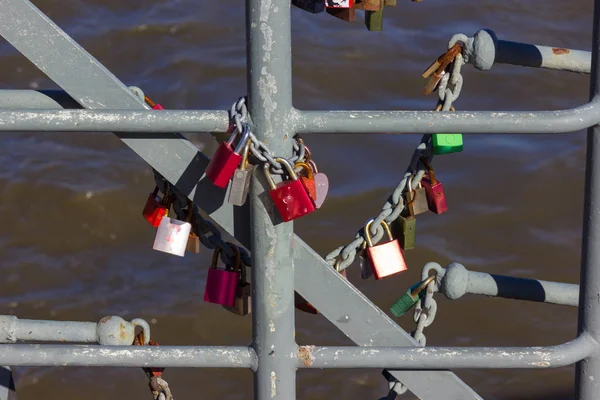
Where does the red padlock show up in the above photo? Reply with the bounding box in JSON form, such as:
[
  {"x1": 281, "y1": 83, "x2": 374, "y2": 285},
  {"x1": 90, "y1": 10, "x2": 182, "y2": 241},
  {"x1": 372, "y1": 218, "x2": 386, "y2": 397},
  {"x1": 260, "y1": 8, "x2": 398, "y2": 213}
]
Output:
[
  {"x1": 204, "y1": 244, "x2": 241, "y2": 307},
  {"x1": 144, "y1": 95, "x2": 165, "y2": 110},
  {"x1": 264, "y1": 158, "x2": 316, "y2": 222},
  {"x1": 205, "y1": 124, "x2": 251, "y2": 188},
  {"x1": 142, "y1": 186, "x2": 171, "y2": 227},
  {"x1": 420, "y1": 157, "x2": 448, "y2": 215},
  {"x1": 364, "y1": 218, "x2": 407, "y2": 280}
]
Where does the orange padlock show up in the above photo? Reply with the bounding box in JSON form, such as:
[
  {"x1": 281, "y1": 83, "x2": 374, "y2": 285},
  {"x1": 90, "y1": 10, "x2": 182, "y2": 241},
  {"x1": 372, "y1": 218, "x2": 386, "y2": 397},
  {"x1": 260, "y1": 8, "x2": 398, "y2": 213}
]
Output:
[{"x1": 295, "y1": 162, "x2": 317, "y2": 203}]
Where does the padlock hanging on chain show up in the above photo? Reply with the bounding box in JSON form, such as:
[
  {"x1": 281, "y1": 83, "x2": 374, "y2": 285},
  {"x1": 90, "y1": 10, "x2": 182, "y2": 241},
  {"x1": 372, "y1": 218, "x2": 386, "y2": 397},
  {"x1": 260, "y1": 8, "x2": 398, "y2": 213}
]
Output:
[
  {"x1": 364, "y1": 218, "x2": 407, "y2": 280},
  {"x1": 419, "y1": 157, "x2": 448, "y2": 215},
  {"x1": 204, "y1": 244, "x2": 241, "y2": 308},
  {"x1": 264, "y1": 158, "x2": 316, "y2": 222},
  {"x1": 205, "y1": 124, "x2": 251, "y2": 188},
  {"x1": 294, "y1": 162, "x2": 317, "y2": 203},
  {"x1": 405, "y1": 176, "x2": 428, "y2": 216},
  {"x1": 303, "y1": 145, "x2": 329, "y2": 209},
  {"x1": 390, "y1": 275, "x2": 436, "y2": 317},
  {"x1": 152, "y1": 200, "x2": 193, "y2": 257},
  {"x1": 228, "y1": 140, "x2": 256, "y2": 207},
  {"x1": 223, "y1": 258, "x2": 252, "y2": 316},
  {"x1": 142, "y1": 185, "x2": 172, "y2": 227}
]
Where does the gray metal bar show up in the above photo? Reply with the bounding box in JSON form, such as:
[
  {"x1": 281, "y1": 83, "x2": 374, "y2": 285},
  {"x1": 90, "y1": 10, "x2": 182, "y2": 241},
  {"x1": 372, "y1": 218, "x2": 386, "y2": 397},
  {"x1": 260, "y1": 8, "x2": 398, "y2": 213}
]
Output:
[
  {"x1": 294, "y1": 99, "x2": 600, "y2": 134},
  {"x1": 293, "y1": 238, "x2": 483, "y2": 400},
  {"x1": 440, "y1": 263, "x2": 579, "y2": 307},
  {"x1": 246, "y1": 0, "x2": 297, "y2": 398},
  {"x1": 299, "y1": 335, "x2": 595, "y2": 369},
  {"x1": 0, "y1": 100, "x2": 599, "y2": 133},
  {"x1": 7, "y1": 318, "x2": 96, "y2": 344},
  {"x1": 576, "y1": 1, "x2": 600, "y2": 398},
  {"x1": 463, "y1": 29, "x2": 591, "y2": 74},
  {"x1": 0, "y1": 345, "x2": 257, "y2": 368}
]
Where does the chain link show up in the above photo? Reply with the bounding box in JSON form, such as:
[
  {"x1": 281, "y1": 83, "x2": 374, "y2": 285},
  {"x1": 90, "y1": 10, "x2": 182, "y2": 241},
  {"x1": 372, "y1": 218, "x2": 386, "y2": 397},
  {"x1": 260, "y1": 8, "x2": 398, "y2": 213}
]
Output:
[{"x1": 229, "y1": 97, "x2": 305, "y2": 175}]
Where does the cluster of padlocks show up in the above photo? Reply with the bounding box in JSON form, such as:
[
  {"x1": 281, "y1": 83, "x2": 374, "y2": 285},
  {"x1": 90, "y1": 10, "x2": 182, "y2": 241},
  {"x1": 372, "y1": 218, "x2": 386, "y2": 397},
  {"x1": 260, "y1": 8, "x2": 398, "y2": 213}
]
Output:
[{"x1": 140, "y1": 43, "x2": 467, "y2": 319}]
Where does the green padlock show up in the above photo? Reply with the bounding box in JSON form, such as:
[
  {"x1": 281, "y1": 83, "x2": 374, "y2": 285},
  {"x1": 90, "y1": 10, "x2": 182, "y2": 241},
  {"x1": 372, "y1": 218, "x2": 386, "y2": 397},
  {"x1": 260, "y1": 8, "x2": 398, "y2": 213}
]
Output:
[
  {"x1": 391, "y1": 214, "x2": 416, "y2": 250},
  {"x1": 365, "y1": 0, "x2": 383, "y2": 31},
  {"x1": 390, "y1": 275, "x2": 436, "y2": 318},
  {"x1": 432, "y1": 133, "x2": 463, "y2": 155}
]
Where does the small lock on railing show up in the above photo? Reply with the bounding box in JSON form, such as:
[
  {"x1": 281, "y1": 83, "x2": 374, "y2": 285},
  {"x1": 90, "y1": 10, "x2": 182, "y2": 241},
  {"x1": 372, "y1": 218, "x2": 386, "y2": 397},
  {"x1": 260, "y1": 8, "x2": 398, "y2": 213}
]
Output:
[
  {"x1": 142, "y1": 185, "x2": 172, "y2": 227},
  {"x1": 405, "y1": 177, "x2": 429, "y2": 216},
  {"x1": 420, "y1": 157, "x2": 448, "y2": 215},
  {"x1": 264, "y1": 158, "x2": 316, "y2": 222},
  {"x1": 204, "y1": 243, "x2": 241, "y2": 308},
  {"x1": 390, "y1": 275, "x2": 436, "y2": 317},
  {"x1": 303, "y1": 145, "x2": 329, "y2": 209},
  {"x1": 228, "y1": 140, "x2": 256, "y2": 207},
  {"x1": 223, "y1": 256, "x2": 252, "y2": 316},
  {"x1": 152, "y1": 200, "x2": 193, "y2": 257},
  {"x1": 364, "y1": 218, "x2": 407, "y2": 280},
  {"x1": 205, "y1": 124, "x2": 251, "y2": 188}
]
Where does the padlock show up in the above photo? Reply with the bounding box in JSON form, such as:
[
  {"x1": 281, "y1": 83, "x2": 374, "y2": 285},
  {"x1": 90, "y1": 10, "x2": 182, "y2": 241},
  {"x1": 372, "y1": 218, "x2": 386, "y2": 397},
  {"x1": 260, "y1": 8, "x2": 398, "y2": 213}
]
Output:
[
  {"x1": 303, "y1": 146, "x2": 329, "y2": 208},
  {"x1": 420, "y1": 157, "x2": 448, "y2": 215},
  {"x1": 390, "y1": 275, "x2": 436, "y2": 317},
  {"x1": 145, "y1": 95, "x2": 165, "y2": 110},
  {"x1": 365, "y1": 1, "x2": 384, "y2": 31},
  {"x1": 204, "y1": 244, "x2": 241, "y2": 307},
  {"x1": 223, "y1": 261, "x2": 251, "y2": 316},
  {"x1": 326, "y1": 0, "x2": 354, "y2": 7},
  {"x1": 294, "y1": 162, "x2": 317, "y2": 203},
  {"x1": 292, "y1": 0, "x2": 325, "y2": 13},
  {"x1": 152, "y1": 207, "x2": 192, "y2": 257},
  {"x1": 205, "y1": 124, "x2": 251, "y2": 188},
  {"x1": 295, "y1": 267, "x2": 347, "y2": 314},
  {"x1": 405, "y1": 177, "x2": 429, "y2": 216},
  {"x1": 265, "y1": 158, "x2": 316, "y2": 222},
  {"x1": 391, "y1": 215, "x2": 416, "y2": 250},
  {"x1": 354, "y1": 0, "x2": 380, "y2": 10},
  {"x1": 364, "y1": 219, "x2": 407, "y2": 280},
  {"x1": 433, "y1": 104, "x2": 463, "y2": 155},
  {"x1": 185, "y1": 201, "x2": 201, "y2": 254},
  {"x1": 142, "y1": 186, "x2": 172, "y2": 227},
  {"x1": 228, "y1": 141, "x2": 256, "y2": 206}
]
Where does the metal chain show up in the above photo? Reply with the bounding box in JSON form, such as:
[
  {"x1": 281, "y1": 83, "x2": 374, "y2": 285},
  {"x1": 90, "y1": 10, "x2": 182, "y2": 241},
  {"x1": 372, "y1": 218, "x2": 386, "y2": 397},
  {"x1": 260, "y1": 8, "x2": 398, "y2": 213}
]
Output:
[
  {"x1": 386, "y1": 265, "x2": 442, "y2": 398},
  {"x1": 229, "y1": 97, "x2": 305, "y2": 175},
  {"x1": 152, "y1": 172, "x2": 252, "y2": 267},
  {"x1": 325, "y1": 38, "x2": 466, "y2": 274}
]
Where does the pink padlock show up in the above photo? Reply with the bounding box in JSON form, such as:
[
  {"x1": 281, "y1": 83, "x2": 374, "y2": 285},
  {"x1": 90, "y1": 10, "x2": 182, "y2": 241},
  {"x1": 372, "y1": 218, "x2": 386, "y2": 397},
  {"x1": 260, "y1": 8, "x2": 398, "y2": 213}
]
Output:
[
  {"x1": 420, "y1": 157, "x2": 448, "y2": 215},
  {"x1": 204, "y1": 243, "x2": 241, "y2": 307},
  {"x1": 205, "y1": 125, "x2": 251, "y2": 188}
]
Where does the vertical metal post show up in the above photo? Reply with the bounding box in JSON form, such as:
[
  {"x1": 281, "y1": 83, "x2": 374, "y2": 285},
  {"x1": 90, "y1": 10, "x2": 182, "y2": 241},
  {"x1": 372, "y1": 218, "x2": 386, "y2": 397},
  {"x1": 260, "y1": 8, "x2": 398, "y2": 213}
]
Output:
[
  {"x1": 576, "y1": 2, "x2": 600, "y2": 399},
  {"x1": 246, "y1": 0, "x2": 296, "y2": 399}
]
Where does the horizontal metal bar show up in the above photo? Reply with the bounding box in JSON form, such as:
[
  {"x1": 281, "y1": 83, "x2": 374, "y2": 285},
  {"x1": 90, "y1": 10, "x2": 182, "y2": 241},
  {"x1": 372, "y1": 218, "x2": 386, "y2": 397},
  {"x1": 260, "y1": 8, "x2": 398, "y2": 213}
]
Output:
[
  {"x1": 440, "y1": 263, "x2": 579, "y2": 306},
  {"x1": 0, "y1": 108, "x2": 230, "y2": 133},
  {"x1": 294, "y1": 97, "x2": 600, "y2": 134},
  {"x1": 298, "y1": 334, "x2": 596, "y2": 369},
  {"x1": 464, "y1": 29, "x2": 591, "y2": 73},
  {"x1": 0, "y1": 97, "x2": 599, "y2": 134},
  {"x1": 0, "y1": 345, "x2": 257, "y2": 369}
]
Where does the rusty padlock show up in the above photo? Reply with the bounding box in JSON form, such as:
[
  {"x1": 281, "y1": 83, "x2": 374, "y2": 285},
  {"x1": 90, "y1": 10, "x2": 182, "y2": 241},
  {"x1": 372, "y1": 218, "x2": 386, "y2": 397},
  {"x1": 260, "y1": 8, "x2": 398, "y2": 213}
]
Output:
[
  {"x1": 295, "y1": 162, "x2": 317, "y2": 203},
  {"x1": 364, "y1": 218, "x2": 407, "y2": 280},
  {"x1": 405, "y1": 176, "x2": 429, "y2": 216}
]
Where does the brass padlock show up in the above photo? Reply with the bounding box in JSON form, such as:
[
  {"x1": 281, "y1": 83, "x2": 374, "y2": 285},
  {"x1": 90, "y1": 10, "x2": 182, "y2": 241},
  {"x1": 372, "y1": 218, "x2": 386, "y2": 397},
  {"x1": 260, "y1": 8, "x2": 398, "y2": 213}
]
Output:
[
  {"x1": 405, "y1": 176, "x2": 429, "y2": 216},
  {"x1": 185, "y1": 201, "x2": 201, "y2": 254}
]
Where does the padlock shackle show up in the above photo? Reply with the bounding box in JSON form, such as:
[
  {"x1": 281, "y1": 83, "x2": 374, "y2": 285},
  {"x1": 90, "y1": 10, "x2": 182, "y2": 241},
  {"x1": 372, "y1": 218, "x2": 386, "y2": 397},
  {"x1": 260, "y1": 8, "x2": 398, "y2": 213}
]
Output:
[
  {"x1": 263, "y1": 162, "x2": 277, "y2": 190},
  {"x1": 307, "y1": 159, "x2": 319, "y2": 174},
  {"x1": 364, "y1": 218, "x2": 393, "y2": 247},
  {"x1": 409, "y1": 275, "x2": 437, "y2": 297},
  {"x1": 274, "y1": 157, "x2": 298, "y2": 180},
  {"x1": 294, "y1": 162, "x2": 314, "y2": 179},
  {"x1": 240, "y1": 140, "x2": 252, "y2": 169},
  {"x1": 232, "y1": 124, "x2": 251, "y2": 154},
  {"x1": 152, "y1": 186, "x2": 160, "y2": 197},
  {"x1": 419, "y1": 156, "x2": 438, "y2": 185}
]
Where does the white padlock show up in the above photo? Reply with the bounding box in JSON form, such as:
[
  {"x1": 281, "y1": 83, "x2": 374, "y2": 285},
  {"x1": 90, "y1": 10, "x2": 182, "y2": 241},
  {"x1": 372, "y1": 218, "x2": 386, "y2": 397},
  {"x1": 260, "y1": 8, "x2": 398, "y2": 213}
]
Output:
[{"x1": 152, "y1": 216, "x2": 192, "y2": 257}]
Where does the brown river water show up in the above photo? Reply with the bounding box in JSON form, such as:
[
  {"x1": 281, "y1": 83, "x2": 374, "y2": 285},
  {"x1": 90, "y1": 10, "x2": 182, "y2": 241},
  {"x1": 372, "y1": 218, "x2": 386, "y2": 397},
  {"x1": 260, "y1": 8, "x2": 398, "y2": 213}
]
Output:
[{"x1": 0, "y1": 0, "x2": 594, "y2": 399}]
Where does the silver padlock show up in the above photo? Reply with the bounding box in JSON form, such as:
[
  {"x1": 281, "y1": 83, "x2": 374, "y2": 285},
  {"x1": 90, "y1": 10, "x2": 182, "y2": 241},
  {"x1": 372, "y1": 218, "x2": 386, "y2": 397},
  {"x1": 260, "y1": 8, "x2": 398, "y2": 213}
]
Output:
[
  {"x1": 96, "y1": 316, "x2": 151, "y2": 345},
  {"x1": 228, "y1": 141, "x2": 256, "y2": 206},
  {"x1": 152, "y1": 213, "x2": 192, "y2": 257}
]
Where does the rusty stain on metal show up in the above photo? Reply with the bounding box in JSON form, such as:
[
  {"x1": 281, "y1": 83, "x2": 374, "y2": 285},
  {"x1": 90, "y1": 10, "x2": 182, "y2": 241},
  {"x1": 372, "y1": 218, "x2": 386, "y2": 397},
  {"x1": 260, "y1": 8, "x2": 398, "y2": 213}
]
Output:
[
  {"x1": 120, "y1": 323, "x2": 127, "y2": 341},
  {"x1": 552, "y1": 47, "x2": 571, "y2": 55},
  {"x1": 297, "y1": 345, "x2": 315, "y2": 367}
]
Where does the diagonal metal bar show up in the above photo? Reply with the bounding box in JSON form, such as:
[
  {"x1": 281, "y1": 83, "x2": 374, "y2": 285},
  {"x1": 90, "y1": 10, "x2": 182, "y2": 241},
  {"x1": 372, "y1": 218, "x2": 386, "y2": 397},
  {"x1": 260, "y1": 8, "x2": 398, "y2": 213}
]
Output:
[{"x1": 0, "y1": 1, "x2": 481, "y2": 399}]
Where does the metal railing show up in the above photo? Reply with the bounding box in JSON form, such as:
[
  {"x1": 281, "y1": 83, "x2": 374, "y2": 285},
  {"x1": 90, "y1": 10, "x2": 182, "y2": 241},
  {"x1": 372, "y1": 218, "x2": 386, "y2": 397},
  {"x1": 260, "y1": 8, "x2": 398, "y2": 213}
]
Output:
[{"x1": 0, "y1": 0, "x2": 599, "y2": 399}]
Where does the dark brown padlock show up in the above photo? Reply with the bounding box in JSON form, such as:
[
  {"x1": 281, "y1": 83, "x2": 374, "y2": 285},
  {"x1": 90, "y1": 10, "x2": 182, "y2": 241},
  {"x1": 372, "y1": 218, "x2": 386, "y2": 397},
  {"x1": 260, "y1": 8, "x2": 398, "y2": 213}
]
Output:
[{"x1": 223, "y1": 261, "x2": 251, "y2": 316}]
